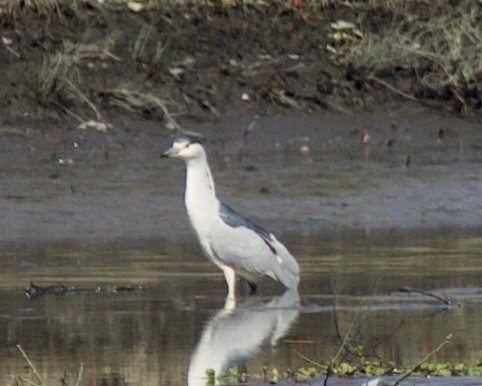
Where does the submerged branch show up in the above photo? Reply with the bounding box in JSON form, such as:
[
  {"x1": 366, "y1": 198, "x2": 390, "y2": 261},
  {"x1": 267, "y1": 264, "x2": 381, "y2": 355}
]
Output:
[
  {"x1": 393, "y1": 334, "x2": 453, "y2": 386},
  {"x1": 395, "y1": 287, "x2": 451, "y2": 306},
  {"x1": 25, "y1": 281, "x2": 143, "y2": 299},
  {"x1": 367, "y1": 75, "x2": 418, "y2": 102}
]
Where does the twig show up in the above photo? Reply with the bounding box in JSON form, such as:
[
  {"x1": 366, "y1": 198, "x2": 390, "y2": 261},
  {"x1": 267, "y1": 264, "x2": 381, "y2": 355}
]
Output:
[
  {"x1": 332, "y1": 312, "x2": 358, "y2": 364},
  {"x1": 325, "y1": 98, "x2": 353, "y2": 115},
  {"x1": 108, "y1": 87, "x2": 196, "y2": 134},
  {"x1": 395, "y1": 287, "x2": 451, "y2": 306},
  {"x1": 4, "y1": 43, "x2": 21, "y2": 58},
  {"x1": 393, "y1": 334, "x2": 452, "y2": 386},
  {"x1": 296, "y1": 351, "x2": 325, "y2": 369},
  {"x1": 332, "y1": 303, "x2": 342, "y2": 343},
  {"x1": 62, "y1": 77, "x2": 103, "y2": 121},
  {"x1": 16, "y1": 375, "x2": 40, "y2": 386},
  {"x1": 51, "y1": 101, "x2": 85, "y2": 123},
  {"x1": 243, "y1": 114, "x2": 259, "y2": 141},
  {"x1": 99, "y1": 48, "x2": 122, "y2": 62},
  {"x1": 367, "y1": 75, "x2": 418, "y2": 102},
  {"x1": 323, "y1": 362, "x2": 333, "y2": 386},
  {"x1": 16, "y1": 345, "x2": 45, "y2": 386},
  {"x1": 75, "y1": 362, "x2": 84, "y2": 386}
]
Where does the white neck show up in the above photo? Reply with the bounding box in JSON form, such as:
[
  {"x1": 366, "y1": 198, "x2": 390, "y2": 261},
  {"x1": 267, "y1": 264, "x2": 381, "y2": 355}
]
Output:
[{"x1": 184, "y1": 149, "x2": 219, "y2": 239}]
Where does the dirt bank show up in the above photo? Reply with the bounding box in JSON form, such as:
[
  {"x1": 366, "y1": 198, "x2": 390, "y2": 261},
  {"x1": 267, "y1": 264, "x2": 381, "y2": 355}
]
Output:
[{"x1": 0, "y1": 1, "x2": 481, "y2": 131}]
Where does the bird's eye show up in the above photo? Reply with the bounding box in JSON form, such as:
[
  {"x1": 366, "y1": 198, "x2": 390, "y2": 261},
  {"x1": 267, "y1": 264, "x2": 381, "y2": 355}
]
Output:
[{"x1": 185, "y1": 142, "x2": 191, "y2": 148}]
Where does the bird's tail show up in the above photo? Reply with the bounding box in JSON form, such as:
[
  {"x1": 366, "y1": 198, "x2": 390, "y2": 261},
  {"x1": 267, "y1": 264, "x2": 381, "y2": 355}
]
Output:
[{"x1": 272, "y1": 237, "x2": 300, "y2": 290}]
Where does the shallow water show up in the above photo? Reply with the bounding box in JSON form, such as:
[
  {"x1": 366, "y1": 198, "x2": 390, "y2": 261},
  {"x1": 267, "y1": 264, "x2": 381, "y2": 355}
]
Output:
[{"x1": 1, "y1": 231, "x2": 482, "y2": 386}]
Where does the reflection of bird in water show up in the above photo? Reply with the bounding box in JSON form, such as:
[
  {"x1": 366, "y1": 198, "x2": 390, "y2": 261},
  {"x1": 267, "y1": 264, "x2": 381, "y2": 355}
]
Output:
[
  {"x1": 188, "y1": 289, "x2": 300, "y2": 386},
  {"x1": 161, "y1": 136, "x2": 300, "y2": 303}
]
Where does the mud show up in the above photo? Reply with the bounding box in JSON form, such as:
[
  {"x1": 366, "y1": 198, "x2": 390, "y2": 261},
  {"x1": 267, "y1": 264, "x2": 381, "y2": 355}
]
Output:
[
  {"x1": 1, "y1": 1, "x2": 481, "y2": 127},
  {"x1": 0, "y1": 101, "x2": 480, "y2": 246},
  {"x1": 1, "y1": 1, "x2": 366, "y2": 126}
]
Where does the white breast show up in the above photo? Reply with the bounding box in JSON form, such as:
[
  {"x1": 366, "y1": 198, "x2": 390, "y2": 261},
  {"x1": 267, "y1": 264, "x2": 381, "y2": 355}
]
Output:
[{"x1": 184, "y1": 153, "x2": 221, "y2": 264}]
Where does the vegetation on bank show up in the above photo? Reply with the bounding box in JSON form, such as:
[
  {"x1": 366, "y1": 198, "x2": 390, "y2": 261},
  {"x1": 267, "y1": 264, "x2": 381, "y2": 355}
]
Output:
[
  {"x1": 346, "y1": 1, "x2": 482, "y2": 113},
  {"x1": 0, "y1": 0, "x2": 480, "y2": 130},
  {"x1": 213, "y1": 333, "x2": 482, "y2": 385},
  {"x1": 217, "y1": 359, "x2": 482, "y2": 385},
  {"x1": 15, "y1": 331, "x2": 482, "y2": 386}
]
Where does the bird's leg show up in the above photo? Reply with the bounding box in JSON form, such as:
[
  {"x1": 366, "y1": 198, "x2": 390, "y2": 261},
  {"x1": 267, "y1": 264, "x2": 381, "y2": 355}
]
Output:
[
  {"x1": 223, "y1": 296, "x2": 236, "y2": 311},
  {"x1": 222, "y1": 266, "x2": 236, "y2": 302}
]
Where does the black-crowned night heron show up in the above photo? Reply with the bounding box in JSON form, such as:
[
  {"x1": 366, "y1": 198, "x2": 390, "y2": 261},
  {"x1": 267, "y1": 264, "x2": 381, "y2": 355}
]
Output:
[
  {"x1": 161, "y1": 135, "x2": 300, "y2": 301},
  {"x1": 188, "y1": 289, "x2": 299, "y2": 385}
]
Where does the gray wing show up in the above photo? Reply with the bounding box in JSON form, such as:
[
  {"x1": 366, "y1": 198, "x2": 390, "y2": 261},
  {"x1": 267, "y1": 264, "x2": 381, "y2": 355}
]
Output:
[
  {"x1": 208, "y1": 203, "x2": 299, "y2": 289},
  {"x1": 219, "y1": 203, "x2": 276, "y2": 253}
]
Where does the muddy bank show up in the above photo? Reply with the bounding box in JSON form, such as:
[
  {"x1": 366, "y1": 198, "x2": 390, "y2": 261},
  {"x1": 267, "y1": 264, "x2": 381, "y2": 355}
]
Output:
[
  {"x1": 0, "y1": 102, "x2": 481, "y2": 245},
  {"x1": 0, "y1": 0, "x2": 481, "y2": 131}
]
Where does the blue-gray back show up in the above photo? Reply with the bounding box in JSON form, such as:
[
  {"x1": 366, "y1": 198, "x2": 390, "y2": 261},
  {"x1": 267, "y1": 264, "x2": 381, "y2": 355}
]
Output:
[{"x1": 219, "y1": 202, "x2": 277, "y2": 254}]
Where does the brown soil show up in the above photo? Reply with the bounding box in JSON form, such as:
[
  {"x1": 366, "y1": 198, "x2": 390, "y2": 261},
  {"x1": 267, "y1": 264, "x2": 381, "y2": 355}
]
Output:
[{"x1": 1, "y1": 1, "x2": 480, "y2": 129}]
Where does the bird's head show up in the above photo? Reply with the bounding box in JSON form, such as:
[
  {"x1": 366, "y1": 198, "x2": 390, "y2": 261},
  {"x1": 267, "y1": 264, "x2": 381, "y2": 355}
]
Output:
[{"x1": 160, "y1": 135, "x2": 205, "y2": 161}]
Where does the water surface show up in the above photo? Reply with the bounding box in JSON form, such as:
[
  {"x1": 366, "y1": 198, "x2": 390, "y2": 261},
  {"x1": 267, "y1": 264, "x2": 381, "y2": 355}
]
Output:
[{"x1": 1, "y1": 231, "x2": 482, "y2": 385}]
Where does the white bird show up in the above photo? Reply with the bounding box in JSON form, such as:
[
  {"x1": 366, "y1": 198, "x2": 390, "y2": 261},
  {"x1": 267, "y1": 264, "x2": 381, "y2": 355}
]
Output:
[
  {"x1": 188, "y1": 289, "x2": 300, "y2": 385},
  {"x1": 161, "y1": 135, "x2": 300, "y2": 301}
]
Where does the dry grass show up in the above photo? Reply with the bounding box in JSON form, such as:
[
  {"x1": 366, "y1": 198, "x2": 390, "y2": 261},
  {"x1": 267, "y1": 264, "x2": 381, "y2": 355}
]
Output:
[
  {"x1": 31, "y1": 12, "x2": 184, "y2": 125},
  {"x1": 106, "y1": 87, "x2": 186, "y2": 131},
  {"x1": 37, "y1": 40, "x2": 120, "y2": 121},
  {"x1": 347, "y1": 2, "x2": 482, "y2": 111},
  {"x1": 0, "y1": 0, "x2": 418, "y2": 13},
  {"x1": 3, "y1": 0, "x2": 481, "y2": 118},
  {"x1": 38, "y1": 41, "x2": 119, "y2": 98},
  {"x1": 1, "y1": 0, "x2": 82, "y2": 17}
]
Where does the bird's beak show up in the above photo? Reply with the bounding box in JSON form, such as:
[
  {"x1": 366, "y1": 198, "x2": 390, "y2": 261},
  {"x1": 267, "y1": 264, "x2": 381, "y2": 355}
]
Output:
[{"x1": 160, "y1": 146, "x2": 177, "y2": 158}]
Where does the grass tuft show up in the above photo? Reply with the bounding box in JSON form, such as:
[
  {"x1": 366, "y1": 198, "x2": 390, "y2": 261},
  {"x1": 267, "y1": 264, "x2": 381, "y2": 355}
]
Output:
[
  {"x1": 105, "y1": 87, "x2": 188, "y2": 131},
  {"x1": 347, "y1": 2, "x2": 482, "y2": 111}
]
